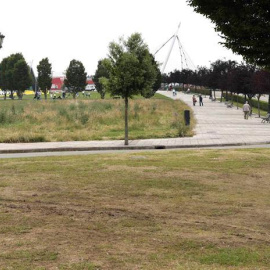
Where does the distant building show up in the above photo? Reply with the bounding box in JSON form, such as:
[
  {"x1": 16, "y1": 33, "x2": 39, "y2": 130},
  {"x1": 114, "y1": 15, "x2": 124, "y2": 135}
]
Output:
[
  {"x1": 50, "y1": 76, "x2": 95, "y2": 91},
  {"x1": 51, "y1": 77, "x2": 65, "y2": 91},
  {"x1": 85, "y1": 78, "x2": 96, "y2": 91}
]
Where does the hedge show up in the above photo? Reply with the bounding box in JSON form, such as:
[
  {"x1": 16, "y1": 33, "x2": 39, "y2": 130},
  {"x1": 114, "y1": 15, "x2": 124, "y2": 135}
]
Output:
[{"x1": 229, "y1": 94, "x2": 269, "y2": 111}]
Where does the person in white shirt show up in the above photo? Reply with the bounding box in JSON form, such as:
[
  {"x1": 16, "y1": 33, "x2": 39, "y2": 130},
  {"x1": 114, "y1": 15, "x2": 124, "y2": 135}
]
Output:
[{"x1": 243, "y1": 101, "x2": 251, "y2": 119}]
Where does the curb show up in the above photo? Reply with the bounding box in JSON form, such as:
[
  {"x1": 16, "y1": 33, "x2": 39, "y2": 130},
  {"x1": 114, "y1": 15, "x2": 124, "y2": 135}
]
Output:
[{"x1": 1, "y1": 141, "x2": 270, "y2": 154}]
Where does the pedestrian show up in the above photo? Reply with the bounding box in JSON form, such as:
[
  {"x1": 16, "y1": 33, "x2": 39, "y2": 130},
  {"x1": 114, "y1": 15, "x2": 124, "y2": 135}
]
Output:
[
  {"x1": 172, "y1": 88, "x2": 176, "y2": 96},
  {"x1": 192, "y1": 95, "x2": 197, "y2": 106},
  {"x1": 199, "y1": 94, "x2": 203, "y2": 106},
  {"x1": 243, "y1": 101, "x2": 251, "y2": 119}
]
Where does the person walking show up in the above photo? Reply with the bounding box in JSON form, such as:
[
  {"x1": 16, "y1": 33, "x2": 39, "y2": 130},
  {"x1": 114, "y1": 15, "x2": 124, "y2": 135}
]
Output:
[
  {"x1": 243, "y1": 101, "x2": 251, "y2": 119},
  {"x1": 192, "y1": 95, "x2": 197, "y2": 106},
  {"x1": 199, "y1": 94, "x2": 203, "y2": 106}
]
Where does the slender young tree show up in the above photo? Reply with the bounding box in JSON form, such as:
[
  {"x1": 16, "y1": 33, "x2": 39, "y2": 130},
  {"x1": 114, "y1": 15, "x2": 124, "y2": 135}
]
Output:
[
  {"x1": 37, "y1": 58, "x2": 52, "y2": 100},
  {"x1": 107, "y1": 33, "x2": 159, "y2": 145}
]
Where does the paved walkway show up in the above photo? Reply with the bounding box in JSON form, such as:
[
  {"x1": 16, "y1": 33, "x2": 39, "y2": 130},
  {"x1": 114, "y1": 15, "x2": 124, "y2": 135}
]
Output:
[{"x1": 0, "y1": 91, "x2": 270, "y2": 153}]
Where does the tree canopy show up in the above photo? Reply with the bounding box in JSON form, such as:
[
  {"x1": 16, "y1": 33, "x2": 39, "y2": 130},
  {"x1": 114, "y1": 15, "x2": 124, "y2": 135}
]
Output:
[{"x1": 187, "y1": 0, "x2": 270, "y2": 69}]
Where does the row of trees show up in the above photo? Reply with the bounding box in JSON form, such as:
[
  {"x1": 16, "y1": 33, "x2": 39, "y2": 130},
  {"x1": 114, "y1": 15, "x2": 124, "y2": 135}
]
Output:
[
  {"x1": 164, "y1": 59, "x2": 270, "y2": 110},
  {"x1": 0, "y1": 54, "x2": 88, "y2": 100}
]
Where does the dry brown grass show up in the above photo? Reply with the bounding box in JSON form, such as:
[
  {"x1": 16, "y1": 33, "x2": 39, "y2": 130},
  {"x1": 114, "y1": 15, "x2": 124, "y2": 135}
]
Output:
[
  {"x1": 0, "y1": 98, "x2": 194, "y2": 142},
  {"x1": 0, "y1": 148, "x2": 269, "y2": 269}
]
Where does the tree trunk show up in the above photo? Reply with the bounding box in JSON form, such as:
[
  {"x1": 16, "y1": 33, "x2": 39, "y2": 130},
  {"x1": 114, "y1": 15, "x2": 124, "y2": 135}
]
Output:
[
  {"x1": 257, "y1": 95, "x2": 261, "y2": 117},
  {"x1": 124, "y1": 97, "x2": 129, "y2": 145},
  {"x1": 248, "y1": 98, "x2": 252, "y2": 115},
  {"x1": 268, "y1": 95, "x2": 270, "y2": 114},
  {"x1": 237, "y1": 93, "x2": 239, "y2": 109},
  {"x1": 220, "y1": 90, "x2": 223, "y2": 102},
  {"x1": 44, "y1": 90, "x2": 47, "y2": 100}
]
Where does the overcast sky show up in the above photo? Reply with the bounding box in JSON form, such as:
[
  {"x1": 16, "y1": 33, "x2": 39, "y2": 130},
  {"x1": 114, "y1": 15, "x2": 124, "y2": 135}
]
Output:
[{"x1": 0, "y1": 0, "x2": 243, "y2": 76}]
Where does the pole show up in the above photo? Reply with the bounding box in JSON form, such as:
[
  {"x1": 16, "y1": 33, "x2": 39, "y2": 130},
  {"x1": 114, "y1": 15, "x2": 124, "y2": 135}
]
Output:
[{"x1": 162, "y1": 23, "x2": 181, "y2": 73}]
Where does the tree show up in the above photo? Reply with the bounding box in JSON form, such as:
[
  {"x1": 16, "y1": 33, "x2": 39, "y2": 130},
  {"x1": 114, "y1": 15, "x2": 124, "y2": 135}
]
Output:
[
  {"x1": 107, "y1": 33, "x2": 158, "y2": 145},
  {"x1": 37, "y1": 58, "x2": 52, "y2": 100},
  {"x1": 64, "y1": 60, "x2": 87, "y2": 99},
  {"x1": 13, "y1": 59, "x2": 32, "y2": 99},
  {"x1": 187, "y1": 0, "x2": 270, "y2": 69},
  {"x1": 252, "y1": 69, "x2": 270, "y2": 114},
  {"x1": 93, "y1": 59, "x2": 110, "y2": 99},
  {"x1": 0, "y1": 57, "x2": 9, "y2": 99},
  {"x1": 0, "y1": 53, "x2": 31, "y2": 99},
  {"x1": 209, "y1": 60, "x2": 237, "y2": 102}
]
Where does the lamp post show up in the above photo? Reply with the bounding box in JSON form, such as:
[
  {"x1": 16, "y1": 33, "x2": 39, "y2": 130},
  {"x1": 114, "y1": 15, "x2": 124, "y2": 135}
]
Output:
[{"x1": 0, "y1": 32, "x2": 5, "y2": 49}]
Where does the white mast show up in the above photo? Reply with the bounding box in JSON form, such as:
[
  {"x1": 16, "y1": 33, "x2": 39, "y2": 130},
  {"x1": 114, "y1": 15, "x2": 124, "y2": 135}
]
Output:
[{"x1": 162, "y1": 22, "x2": 181, "y2": 73}]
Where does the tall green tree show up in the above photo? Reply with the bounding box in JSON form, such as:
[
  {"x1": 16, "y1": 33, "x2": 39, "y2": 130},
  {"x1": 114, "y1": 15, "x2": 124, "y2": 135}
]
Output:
[
  {"x1": 13, "y1": 59, "x2": 32, "y2": 99},
  {"x1": 0, "y1": 53, "x2": 31, "y2": 99},
  {"x1": 37, "y1": 58, "x2": 52, "y2": 100},
  {"x1": 107, "y1": 33, "x2": 158, "y2": 145},
  {"x1": 187, "y1": 0, "x2": 270, "y2": 69},
  {"x1": 0, "y1": 57, "x2": 9, "y2": 99},
  {"x1": 5, "y1": 53, "x2": 24, "y2": 99},
  {"x1": 64, "y1": 60, "x2": 87, "y2": 99},
  {"x1": 93, "y1": 59, "x2": 110, "y2": 99}
]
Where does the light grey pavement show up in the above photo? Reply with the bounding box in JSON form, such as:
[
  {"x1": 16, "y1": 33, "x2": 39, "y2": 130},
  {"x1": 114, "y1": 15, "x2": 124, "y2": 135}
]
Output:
[{"x1": 0, "y1": 90, "x2": 269, "y2": 154}]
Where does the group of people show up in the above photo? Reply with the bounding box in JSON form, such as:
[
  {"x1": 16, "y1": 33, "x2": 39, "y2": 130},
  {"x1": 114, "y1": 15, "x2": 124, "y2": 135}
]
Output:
[{"x1": 192, "y1": 94, "x2": 203, "y2": 106}]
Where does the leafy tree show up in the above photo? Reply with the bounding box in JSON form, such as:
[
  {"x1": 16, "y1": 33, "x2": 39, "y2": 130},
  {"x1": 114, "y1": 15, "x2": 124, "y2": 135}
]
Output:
[
  {"x1": 93, "y1": 59, "x2": 110, "y2": 99},
  {"x1": 252, "y1": 70, "x2": 270, "y2": 114},
  {"x1": 37, "y1": 58, "x2": 52, "y2": 99},
  {"x1": 0, "y1": 53, "x2": 31, "y2": 99},
  {"x1": 187, "y1": 0, "x2": 270, "y2": 69},
  {"x1": 196, "y1": 66, "x2": 210, "y2": 88},
  {"x1": 13, "y1": 59, "x2": 32, "y2": 99},
  {"x1": 64, "y1": 59, "x2": 87, "y2": 99},
  {"x1": 107, "y1": 33, "x2": 158, "y2": 145},
  {"x1": 3, "y1": 53, "x2": 24, "y2": 99},
  {"x1": 0, "y1": 57, "x2": 9, "y2": 99},
  {"x1": 209, "y1": 60, "x2": 237, "y2": 102}
]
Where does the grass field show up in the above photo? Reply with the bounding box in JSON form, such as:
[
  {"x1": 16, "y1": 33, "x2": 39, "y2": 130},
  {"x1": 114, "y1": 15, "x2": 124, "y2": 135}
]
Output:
[
  {"x1": 0, "y1": 148, "x2": 270, "y2": 269},
  {"x1": 0, "y1": 94, "x2": 194, "y2": 142}
]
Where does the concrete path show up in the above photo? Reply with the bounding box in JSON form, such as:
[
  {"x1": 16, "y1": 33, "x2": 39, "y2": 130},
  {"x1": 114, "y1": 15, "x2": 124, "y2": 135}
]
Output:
[{"x1": 0, "y1": 91, "x2": 269, "y2": 153}]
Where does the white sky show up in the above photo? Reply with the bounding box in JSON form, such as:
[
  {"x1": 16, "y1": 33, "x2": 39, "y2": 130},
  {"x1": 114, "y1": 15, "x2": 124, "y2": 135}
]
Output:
[{"x1": 0, "y1": 0, "x2": 243, "y2": 76}]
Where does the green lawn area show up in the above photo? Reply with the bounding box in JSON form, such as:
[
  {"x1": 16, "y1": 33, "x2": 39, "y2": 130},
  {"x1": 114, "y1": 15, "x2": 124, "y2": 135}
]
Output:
[
  {"x1": 0, "y1": 148, "x2": 270, "y2": 269},
  {"x1": 0, "y1": 94, "x2": 194, "y2": 142}
]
